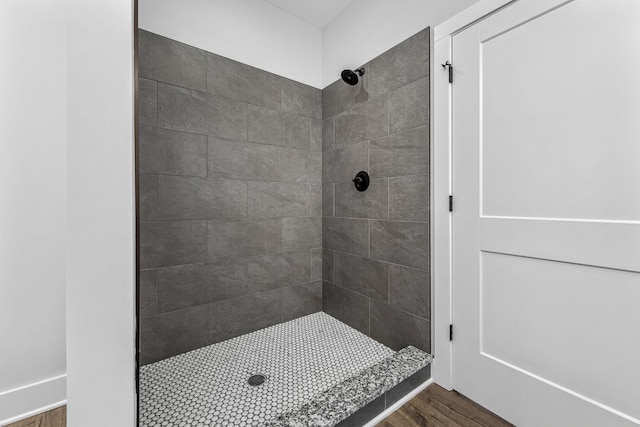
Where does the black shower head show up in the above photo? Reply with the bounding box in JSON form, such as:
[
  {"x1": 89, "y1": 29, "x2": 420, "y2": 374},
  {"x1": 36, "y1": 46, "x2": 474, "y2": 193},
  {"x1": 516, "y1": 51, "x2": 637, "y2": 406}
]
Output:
[{"x1": 341, "y1": 67, "x2": 365, "y2": 85}]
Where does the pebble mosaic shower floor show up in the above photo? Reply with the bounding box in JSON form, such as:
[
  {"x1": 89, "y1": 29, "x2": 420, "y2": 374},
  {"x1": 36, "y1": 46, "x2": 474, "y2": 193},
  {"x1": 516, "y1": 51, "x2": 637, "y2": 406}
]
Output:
[{"x1": 139, "y1": 312, "x2": 394, "y2": 427}]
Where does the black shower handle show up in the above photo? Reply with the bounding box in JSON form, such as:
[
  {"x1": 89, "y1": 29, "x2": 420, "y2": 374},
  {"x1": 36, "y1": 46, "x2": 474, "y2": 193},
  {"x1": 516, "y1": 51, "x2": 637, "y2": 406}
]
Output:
[{"x1": 352, "y1": 171, "x2": 370, "y2": 192}]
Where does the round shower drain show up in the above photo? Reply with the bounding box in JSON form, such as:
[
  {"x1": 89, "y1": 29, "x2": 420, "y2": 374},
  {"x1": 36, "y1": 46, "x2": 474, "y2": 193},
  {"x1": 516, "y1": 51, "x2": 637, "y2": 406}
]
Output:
[{"x1": 247, "y1": 374, "x2": 266, "y2": 386}]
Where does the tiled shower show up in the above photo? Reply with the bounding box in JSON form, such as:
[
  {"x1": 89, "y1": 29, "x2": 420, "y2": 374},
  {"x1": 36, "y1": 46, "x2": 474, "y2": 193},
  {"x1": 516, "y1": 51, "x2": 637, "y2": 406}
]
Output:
[{"x1": 138, "y1": 27, "x2": 432, "y2": 426}]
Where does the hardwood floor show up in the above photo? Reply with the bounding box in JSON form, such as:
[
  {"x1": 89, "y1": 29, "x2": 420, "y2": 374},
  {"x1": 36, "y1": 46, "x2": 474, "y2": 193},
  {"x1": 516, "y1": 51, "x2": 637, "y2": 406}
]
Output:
[
  {"x1": 378, "y1": 385, "x2": 513, "y2": 427},
  {"x1": 5, "y1": 406, "x2": 66, "y2": 427},
  {"x1": 3, "y1": 386, "x2": 506, "y2": 427}
]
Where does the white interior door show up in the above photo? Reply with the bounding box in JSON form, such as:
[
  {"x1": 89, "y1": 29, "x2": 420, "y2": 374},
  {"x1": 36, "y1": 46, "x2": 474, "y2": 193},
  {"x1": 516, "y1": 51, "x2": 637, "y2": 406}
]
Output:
[{"x1": 451, "y1": 1, "x2": 640, "y2": 425}]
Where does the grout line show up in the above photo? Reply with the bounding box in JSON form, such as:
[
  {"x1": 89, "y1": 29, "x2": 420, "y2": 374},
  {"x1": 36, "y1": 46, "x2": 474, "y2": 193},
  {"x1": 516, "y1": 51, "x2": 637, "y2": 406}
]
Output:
[
  {"x1": 327, "y1": 275, "x2": 429, "y2": 322},
  {"x1": 372, "y1": 124, "x2": 429, "y2": 143},
  {"x1": 140, "y1": 213, "x2": 330, "y2": 224},
  {"x1": 304, "y1": 215, "x2": 428, "y2": 224},
  {"x1": 328, "y1": 248, "x2": 429, "y2": 273}
]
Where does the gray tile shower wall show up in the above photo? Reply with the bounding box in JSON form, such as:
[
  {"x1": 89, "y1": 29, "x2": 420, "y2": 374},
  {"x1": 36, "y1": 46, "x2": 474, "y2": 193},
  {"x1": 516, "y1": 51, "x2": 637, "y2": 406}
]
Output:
[
  {"x1": 138, "y1": 30, "x2": 322, "y2": 365},
  {"x1": 322, "y1": 28, "x2": 431, "y2": 353}
]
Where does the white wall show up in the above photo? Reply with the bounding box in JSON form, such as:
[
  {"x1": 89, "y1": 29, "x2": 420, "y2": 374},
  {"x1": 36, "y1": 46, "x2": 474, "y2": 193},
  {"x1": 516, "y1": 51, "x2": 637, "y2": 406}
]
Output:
[
  {"x1": 65, "y1": 0, "x2": 136, "y2": 425},
  {"x1": 322, "y1": 0, "x2": 479, "y2": 87},
  {"x1": 138, "y1": 0, "x2": 323, "y2": 88},
  {"x1": 0, "y1": 1, "x2": 67, "y2": 424}
]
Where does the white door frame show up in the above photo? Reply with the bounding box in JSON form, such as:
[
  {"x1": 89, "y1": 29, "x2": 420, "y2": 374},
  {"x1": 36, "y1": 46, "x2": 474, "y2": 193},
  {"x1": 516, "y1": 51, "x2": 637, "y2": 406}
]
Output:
[{"x1": 430, "y1": 0, "x2": 517, "y2": 390}]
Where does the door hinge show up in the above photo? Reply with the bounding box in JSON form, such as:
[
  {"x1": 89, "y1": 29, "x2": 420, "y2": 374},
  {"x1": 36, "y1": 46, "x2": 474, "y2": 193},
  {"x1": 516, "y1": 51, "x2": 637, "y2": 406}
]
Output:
[
  {"x1": 449, "y1": 195, "x2": 453, "y2": 212},
  {"x1": 450, "y1": 324, "x2": 454, "y2": 341},
  {"x1": 442, "y1": 60, "x2": 453, "y2": 83}
]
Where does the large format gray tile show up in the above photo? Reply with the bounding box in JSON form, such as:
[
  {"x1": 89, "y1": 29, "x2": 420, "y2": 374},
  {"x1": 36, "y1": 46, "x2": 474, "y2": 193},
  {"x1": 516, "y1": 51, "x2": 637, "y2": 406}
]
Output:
[
  {"x1": 140, "y1": 269, "x2": 158, "y2": 319},
  {"x1": 388, "y1": 78, "x2": 428, "y2": 134},
  {"x1": 208, "y1": 138, "x2": 319, "y2": 183},
  {"x1": 389, "y1": 175, "x2": 429, "y2": 222},
  {"x1": 334, "y1": 178, "x2": 388, "y2": 219},
  {"x1": 322, "y1": 217, "x2": 369, "y2": 257},
  {"x1": 322, "y1": 64, "x2": 370, "y2": 119},
  {"x1": 389, "y1": 265, "x2": 429, "y2": 319},
  {"x1": 322, "y1": 118, "x2": 334, "y2": 152},
  {"x1": 139, "y1": 127, "x2": 207, "y2": 177},
  {"x1": 207, "y1": 53, "x2": 280, "y2": 110},
  {"x1": 281, "y1": 149, "x2": 321, "y2": 184},
  {"x1": 139, "y1": 174, "x2": 158, "y2": 221},
  {"x1": 156, "y1": 176, "x2": 247, "y2": 220},
  {"x1": 248, "y1": 105, "x2": 310, "y2": 150},
  {"x1": 247, "y1": 251, "x2": 311, "y2": 292},
  {"x1": 311, "y1": 248, "x2": 322, "y2": 281},
  {"x1": 370, "y1": 221, "x2": 429, "y2": 270},
  {"x1": 282, "y1": 281, "x2": 322, "y2": 322},
  {"x1": 334, "y1": 96, "x2": 388, "y2": 146},
  {"x1": 311, "y1": 119, "x2": 322, "y2": 152},
  {"x1": 322, "y1": 184, "x2": 334, "y2": 217},
  {"x1": 282, "y1": 217, "x2": 322, "y2": 251},
  {"x1": 322, "y1": 282, "x2": 369, "y2": 335},
  {"x1": 247, "y1": 105, "x2": 280, "y2": 146},
  {"x1": 310, "y1": 185, "x2": 322, "y2": 217},
  {"x1": 370, "y1": 126, "x2": 429, "y2": 178},
  {"x1": 281, "y1": 78, "x2": 321, "y2": 119},
  {"x1": 207, "y1": 219, "x2": 282, "y2": 261},
  {"x1": 322, "y1": 142, "x2": 368, "y2": 184},
  {"x1": 208, "y1": 137, "x2": 281, "y2": 181},
  {"x1": 334, "y1": 252, "x2": 388, "y2": 303},
  {"x1": 139, "y1": 77, "x2": 157, "y2": 127},
  {"x1": 160, "y1": 305, "x2": 209, "y2": 356},
  {"x1": 369, "y1": 29, "x2": 429, "y2": 97},
  {"x1": 156, "y1": 260, "x2": 248, "y2": 313},
  {"x1": 322, "y1": 249, "x2": 335, "y2": 284},
  {"x1": 308, "y1": 151, "x2": 322, "y2": 185},
  {"x1": 158, "y1": 83, "x2": 247, "y2": 140},
  {"x1": 140, "y1": 305, "x2": 208, "y2": 364},
  {"x1": 138, "y1": 30, "x2": 206, "y2": 91},
  {"x1": 281, "y1": 112, "x2": 311, "y2": 150},
  {"x1": 248, "y1": 182, "x2": 309, "y2": 218},
  {"x1": 140, "y1": 220, "x2": 208, "y2": 268},
  {"x1": 370, "y1": 301, "x2": 430, "y2": 352},
  {"x1": 207, "y1": 288, "x2": 283, "y2": 344},
  {"x1": 139, "y1": 317, "x2": 164, "y2": 365}
]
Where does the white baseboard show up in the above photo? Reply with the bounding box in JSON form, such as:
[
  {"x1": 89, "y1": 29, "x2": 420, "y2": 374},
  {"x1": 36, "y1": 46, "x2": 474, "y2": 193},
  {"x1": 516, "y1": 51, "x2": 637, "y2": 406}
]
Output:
[
  {"x1": 0, "y1": 374, "x2": 66, "y2": 426},
  {"x1": 364, "y1": 378, "x2": 434, "y2": 427}
]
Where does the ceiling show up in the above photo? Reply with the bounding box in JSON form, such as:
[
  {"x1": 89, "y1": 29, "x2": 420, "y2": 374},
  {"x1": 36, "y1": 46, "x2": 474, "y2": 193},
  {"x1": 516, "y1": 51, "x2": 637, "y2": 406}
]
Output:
[{"x1": 263, "y1": 0, "x2": 355, "y2": 29}]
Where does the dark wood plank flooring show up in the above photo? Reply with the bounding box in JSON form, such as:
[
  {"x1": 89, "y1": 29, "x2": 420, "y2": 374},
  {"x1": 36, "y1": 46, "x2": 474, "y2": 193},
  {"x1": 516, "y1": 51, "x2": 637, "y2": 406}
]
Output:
[
  {"x1": 4, "y1": 385, "x2": 509, "y2": 427},
  {"x1": 378, "y1": 385, "x2": 513, "y2": 427},
  {"x1": 6, "y1": 406, "x2": 66, "y2": 427}
]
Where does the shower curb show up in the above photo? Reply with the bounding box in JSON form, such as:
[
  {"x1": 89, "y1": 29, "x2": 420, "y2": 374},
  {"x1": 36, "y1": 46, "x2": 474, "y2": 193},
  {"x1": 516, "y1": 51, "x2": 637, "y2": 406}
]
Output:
[{"x1": 264, "y1": 346, "x2": 433, "y2": 427}]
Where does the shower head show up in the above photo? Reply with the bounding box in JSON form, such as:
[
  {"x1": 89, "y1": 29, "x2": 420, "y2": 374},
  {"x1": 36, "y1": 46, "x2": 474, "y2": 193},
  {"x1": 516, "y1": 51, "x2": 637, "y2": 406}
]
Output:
[{"x1": 341, "y1": 68, "x2": 365, "y2": 85}]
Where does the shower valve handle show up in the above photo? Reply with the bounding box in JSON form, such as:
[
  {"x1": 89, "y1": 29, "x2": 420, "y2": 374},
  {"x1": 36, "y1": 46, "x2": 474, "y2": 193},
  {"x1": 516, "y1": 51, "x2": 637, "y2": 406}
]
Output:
[{"x1": 352, "y1": 171, "x2": 370, "y2": 192}]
